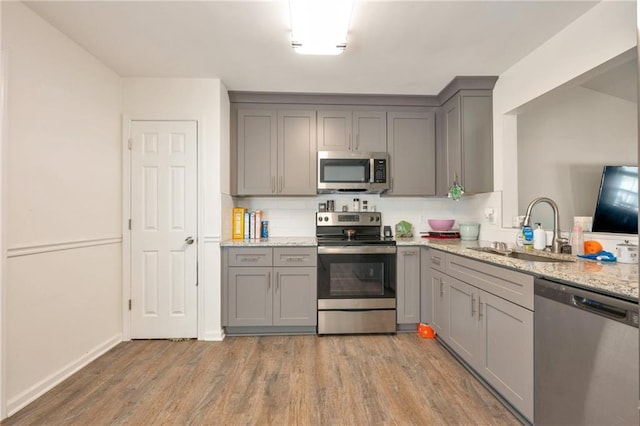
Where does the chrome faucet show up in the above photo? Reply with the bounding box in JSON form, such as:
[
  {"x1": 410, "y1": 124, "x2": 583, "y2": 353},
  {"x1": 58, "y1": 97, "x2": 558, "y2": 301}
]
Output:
[{"x1": 522, "y1": 197, "x2": 566, "y2": 253}]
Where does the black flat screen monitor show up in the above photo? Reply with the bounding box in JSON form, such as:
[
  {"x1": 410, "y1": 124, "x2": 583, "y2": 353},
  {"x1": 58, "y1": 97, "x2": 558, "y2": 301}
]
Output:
[{"x1": 592, "y1": 165, "x2": 638, "y2": 234}]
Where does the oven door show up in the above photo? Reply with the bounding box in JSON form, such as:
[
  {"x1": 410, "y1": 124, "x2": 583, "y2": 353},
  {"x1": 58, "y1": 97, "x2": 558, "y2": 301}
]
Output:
[{"x1": 317, "y1": 245, "x2": 396, "y2": 301}]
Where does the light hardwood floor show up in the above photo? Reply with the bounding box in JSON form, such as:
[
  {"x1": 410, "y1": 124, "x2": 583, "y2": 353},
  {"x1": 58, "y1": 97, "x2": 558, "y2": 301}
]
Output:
[{"x1": 3, "y1": 334, "x2": 520, "y2": 425}]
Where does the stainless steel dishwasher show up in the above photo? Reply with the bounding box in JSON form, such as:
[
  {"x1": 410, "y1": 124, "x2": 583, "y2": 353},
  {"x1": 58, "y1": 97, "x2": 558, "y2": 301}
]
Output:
[{"x1": 535, "y1": 278, "x2": 639, "y2": 425}]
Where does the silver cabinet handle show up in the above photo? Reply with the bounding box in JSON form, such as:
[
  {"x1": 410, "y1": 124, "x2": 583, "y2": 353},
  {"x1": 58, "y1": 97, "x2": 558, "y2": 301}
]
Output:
[
  {"x1": 185, "y1": 236, "x2": 194, "y2": 245},
  {"x1": 275, "y1": 272, "x2": 279, "y2": 291},
  {"x1": 240, "y1": 256, "x2": 259, "y2": 263},
  {"x1": 471, "y1": 294, "x2": 476, "y2": 317},
  {"x1": 478, "y1": 295, "x2": 483, "y2": 321},
  {"x1": 439, "y1": 279, "x2": 444, "y2": 297},
  {"x1": 355, "y1": 133, "x2": 359, "y2": 150},
  {"x1": 432, "y1": 256, "x2": 441, "y2": 266},
  {"x1": 267, "y1": 271, "x2": 271, "y2": 289},
  {"x1": 271, "y1": 176, "x2": 275, "y2": 193},
  {"x1": 284, "y1": 256, "x2": 305, "y2": 262},
  {"x1": 404, "y1": 251, "x2": 415, "y2": 256}
]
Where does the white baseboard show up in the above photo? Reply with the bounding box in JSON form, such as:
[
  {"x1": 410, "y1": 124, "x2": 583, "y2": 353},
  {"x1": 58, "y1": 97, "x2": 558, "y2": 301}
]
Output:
[
  {"x1": 6, "y1": 333, "x2": 122, "y2": 417},
  {"x1": 200, "y1": 329, "x2": 225, "y2": 341}
]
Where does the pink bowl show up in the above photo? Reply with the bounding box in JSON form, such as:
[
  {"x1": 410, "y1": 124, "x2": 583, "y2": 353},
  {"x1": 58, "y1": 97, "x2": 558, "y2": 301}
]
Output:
[{"x1": 428, "y1": 219, "x2": 455, "y2": 231}]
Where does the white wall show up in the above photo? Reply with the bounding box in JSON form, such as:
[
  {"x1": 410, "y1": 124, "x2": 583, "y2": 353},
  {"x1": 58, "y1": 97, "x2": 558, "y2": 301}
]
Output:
[
  {"x1": 1, "y1": 1, "x2": 122, "y2": 416},
  {"x1": 493, "y1": 1, "x2": 637, "y2": 229},
  {"x1": 518, "y1": 86, "x2": 637, "y2": 230},
  {"x1": 122, "y1": 78, "x2": 228, "y2": 341}
]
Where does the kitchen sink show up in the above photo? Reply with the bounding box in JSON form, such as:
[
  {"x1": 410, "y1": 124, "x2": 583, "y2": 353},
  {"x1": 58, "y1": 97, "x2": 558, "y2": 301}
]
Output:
[{"x1": 469, "y1": 247, "x2": 574, "y2": 263}]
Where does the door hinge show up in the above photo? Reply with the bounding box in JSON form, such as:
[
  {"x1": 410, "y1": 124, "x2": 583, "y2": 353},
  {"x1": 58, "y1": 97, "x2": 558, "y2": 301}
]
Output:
[
  {"x1": 128, "y1": 138, "x2": 133, "y2": 150},
  {"x1": 128, "y1": 219, "x2": 132, "y2": 230},
  {"x1": 128, "y1": 299, "x2": 132, "y2": 310}
]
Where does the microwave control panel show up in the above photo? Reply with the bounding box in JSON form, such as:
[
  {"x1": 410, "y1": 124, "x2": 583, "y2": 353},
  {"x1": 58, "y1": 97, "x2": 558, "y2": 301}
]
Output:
[{"x1": 373, "y1": 159, "x2": 387, "y2": 183}]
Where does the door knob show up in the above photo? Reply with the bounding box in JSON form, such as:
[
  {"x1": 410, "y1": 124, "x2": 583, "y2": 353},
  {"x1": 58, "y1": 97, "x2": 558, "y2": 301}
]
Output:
[{"x1": 185, "y1": 236, "x2": 195, "y2": 245}]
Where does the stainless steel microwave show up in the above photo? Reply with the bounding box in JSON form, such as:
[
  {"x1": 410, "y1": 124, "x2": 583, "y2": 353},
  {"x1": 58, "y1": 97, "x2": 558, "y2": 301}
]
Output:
[{"x1": 317, "y1": 151, "x2": 389, "y2": 193}]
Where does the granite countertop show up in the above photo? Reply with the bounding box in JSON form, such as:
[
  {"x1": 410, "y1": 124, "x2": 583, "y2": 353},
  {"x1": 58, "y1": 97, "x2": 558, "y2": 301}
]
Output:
[
  {"x1": 399, "y1": 237, "x2": 638, "y2": 302},
  {"x1": 220, "y1": 237, "x2": 318, "y2": 247},
  {"x1": 221, "y1": 236, "x2": 638, "y2": 301}
]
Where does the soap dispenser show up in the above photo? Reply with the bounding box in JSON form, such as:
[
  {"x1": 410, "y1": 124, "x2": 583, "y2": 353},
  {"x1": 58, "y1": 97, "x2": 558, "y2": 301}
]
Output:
[{"x1": 533, "y1": 223, "x2": 546, "y2": 250}]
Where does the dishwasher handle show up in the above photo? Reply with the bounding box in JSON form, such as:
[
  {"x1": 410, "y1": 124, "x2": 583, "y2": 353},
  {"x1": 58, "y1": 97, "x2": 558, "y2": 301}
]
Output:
[
  {"x1": 572, "y1": 296, "x2": 628, "y2": 321},
  {"x1": 535, "y1": 277, "x2": 639, "y2": 328}
]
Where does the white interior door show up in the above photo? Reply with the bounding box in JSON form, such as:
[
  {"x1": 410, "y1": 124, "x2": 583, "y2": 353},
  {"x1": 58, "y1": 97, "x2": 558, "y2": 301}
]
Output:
[{"x1": 130, "y1": 120, "x2": 197, "y2": 338}]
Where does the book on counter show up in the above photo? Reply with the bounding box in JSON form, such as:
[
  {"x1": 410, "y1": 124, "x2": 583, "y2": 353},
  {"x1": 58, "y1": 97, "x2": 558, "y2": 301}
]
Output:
[{"x1": 233, "y1": 208, "x2": 264, "y2": 240}]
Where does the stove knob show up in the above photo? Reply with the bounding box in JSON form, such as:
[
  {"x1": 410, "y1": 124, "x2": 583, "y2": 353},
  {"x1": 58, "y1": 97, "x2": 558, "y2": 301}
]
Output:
[
  {"x1": 370, "y1": 216, "x2": 375, "y2": 222},
  {"x1": 376, "y1": 217, "x2": 380, "y2": 222}
]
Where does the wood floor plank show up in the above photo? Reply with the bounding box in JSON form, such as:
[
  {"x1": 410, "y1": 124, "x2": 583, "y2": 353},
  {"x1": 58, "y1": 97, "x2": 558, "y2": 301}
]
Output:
[{"x1": 2, "y1": 334, "x2": 520, "y2": 425}]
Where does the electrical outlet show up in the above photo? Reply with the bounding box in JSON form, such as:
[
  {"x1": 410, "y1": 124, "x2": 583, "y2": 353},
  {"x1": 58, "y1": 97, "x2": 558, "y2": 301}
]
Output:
[{"x1": 484, "y1": 208, "x2": 495, "y2": 224}]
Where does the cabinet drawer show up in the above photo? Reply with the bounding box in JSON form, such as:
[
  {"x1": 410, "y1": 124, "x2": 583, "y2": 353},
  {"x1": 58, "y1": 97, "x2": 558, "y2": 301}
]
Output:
[
  {"x1": 427, "y1": 249, "x2": 446, "y2": 272},
  {"x1": 273, "y1": 247, "x2": 317, "y2": 267},
  {"x1": 445, "y1": 253, "x2": 534, "y2": 310},
  {"x1": 228, "y1": 248, "x2": 273, "y2": 267}
]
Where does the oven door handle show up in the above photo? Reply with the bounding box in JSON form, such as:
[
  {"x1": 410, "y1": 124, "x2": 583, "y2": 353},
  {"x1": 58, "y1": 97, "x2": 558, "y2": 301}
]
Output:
[{"x1": 318, "y1": 246, "x2": 397, "y2": 255}]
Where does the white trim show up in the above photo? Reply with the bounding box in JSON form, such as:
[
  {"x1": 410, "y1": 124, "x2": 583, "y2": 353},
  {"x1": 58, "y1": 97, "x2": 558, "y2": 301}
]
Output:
[
  {"x1": 122, "y1": 117, "x2": 202, "y2": 341},
  {"x1": 201, "y1": 330, "x2": 225, "y2": 341},
  {"x1": 203, "y1": 236, "x2": 222, "y2": 243},
  {"x1": 121, "y1": 116, "x2": 132, "y2": 341},
  {"x1": 7, "y1": 237, "x2": 122, "y2": 258},
  {"x1": 6, "y1": 333, "x2": 122, "y2": 417},
  {"x1": 0, "y1": 48, "x2": 9, "y2": 421}
]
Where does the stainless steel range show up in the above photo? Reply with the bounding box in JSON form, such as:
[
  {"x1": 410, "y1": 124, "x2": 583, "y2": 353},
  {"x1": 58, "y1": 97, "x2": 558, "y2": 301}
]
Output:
[{"x1": 316, "y1": 212, "x2": 397, "y2": 334}]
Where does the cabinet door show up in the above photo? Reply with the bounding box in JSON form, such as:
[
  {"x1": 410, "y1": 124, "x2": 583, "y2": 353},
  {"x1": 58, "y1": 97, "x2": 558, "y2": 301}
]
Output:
[
  {"x1": 460, "y1": 94, "x2": 493, "y2": 194},
  {"x1": 353, "y1": 111, "x2": 387, "y2": 152},
  {"x1": 278, "y1": 110, "x2": 317, "y2": 195},
  {"x1": 430, "y1": 268, "x2": 448, "y2": 342},
  {"x1": 227, "y1": 267, "x2": 273, "y2": 326},
  {"x1": 317, "y1": 110, "x2": 351, "y2": 151},
  {"x1": 442, "y1": 94, "x2": 462, "y2": 196},
  {"x1": 478, "y1": 290, "x2": 533, "y2": 421},
  {"x1": 273, "y1": 267, "x2": 317, "y2": 326},
  {"x1": 396, "y1": 247, "x2": 421, "y2": 324},
  {"x1": 387, "y1": 111, "x2": 436, "y2": 196},
  {"x1": 447, "y1": 276, "x2": 480, "y2": 369},
  {"x1": 420, "y1": 248, "x2": 432, "y2": 324},
  {"x1": 237, "y1": 109, "x2": 278, "y2": 195}
]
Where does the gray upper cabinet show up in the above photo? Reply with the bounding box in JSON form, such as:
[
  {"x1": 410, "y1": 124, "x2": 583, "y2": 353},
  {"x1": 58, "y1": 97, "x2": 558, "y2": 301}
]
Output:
[
  {"x1": 387, "y1": 111, "x2": 436, "y2": 196},
  {"x1": 278, "y1": 110, "x2": 317, "y2": 195},
  {"x1": 235, "y1": 107, "x2": 316, "y2": 196},
  {"x1": 317, "y1": 110, "x2": 387, "y2": 152},
  {"x1": 436, "y1": 90, "x2": 493, "y2": 195},
  {"x1": 237, "y1": 109, "x2": 278, "y2": 195}
]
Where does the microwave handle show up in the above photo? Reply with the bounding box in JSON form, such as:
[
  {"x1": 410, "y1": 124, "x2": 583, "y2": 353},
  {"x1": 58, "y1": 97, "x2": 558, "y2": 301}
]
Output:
[{"x1": 369, "y1": 158, "x2": 374, "y2": 183}]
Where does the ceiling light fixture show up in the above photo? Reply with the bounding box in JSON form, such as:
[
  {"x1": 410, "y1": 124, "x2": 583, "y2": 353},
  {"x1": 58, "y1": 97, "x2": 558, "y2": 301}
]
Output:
[{"x1": 289, "y1": 0, "x2": 354, "y2": 55}]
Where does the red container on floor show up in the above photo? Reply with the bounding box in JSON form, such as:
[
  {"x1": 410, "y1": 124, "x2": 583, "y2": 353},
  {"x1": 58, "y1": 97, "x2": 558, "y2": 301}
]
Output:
[{"x1": 417, "y1": 323, "x2": 436, "y2": 339}]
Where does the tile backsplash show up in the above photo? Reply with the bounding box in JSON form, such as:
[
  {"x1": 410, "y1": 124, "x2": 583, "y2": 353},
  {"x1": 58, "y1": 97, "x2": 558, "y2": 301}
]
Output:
[{"x1": 233, "y1": 191, "x2": 504, "y2": 239}]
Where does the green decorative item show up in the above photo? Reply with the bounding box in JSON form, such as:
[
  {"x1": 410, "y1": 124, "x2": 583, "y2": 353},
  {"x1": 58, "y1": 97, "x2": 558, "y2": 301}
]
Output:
[
  {"x1": 448, "y1": 174, "x2": 464, "y2": 201},
  {"x1": 395, "y1": 220, "x2": 413, "y2": 238}
]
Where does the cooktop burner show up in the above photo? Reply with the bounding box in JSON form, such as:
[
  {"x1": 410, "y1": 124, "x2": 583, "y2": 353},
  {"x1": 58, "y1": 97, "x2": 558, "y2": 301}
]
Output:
[{"x1": 316, "y1": 212, "x2": 394, "y2": 246}]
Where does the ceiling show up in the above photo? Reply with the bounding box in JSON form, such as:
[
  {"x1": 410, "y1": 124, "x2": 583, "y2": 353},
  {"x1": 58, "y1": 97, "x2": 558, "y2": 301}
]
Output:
[{"x1": 24, "y1": 0, "x2": 601, "y2": 95}]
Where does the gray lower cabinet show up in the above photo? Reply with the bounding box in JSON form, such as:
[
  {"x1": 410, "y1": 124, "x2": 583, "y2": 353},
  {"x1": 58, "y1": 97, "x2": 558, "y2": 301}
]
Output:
[
  {"x1": 428, "y1": 249, "x2": 534, "y2": 422},
  {"x1": 436, "y1": 90, "x2": 493, "y2": 196},
  {"x1": 225, "y1": 247, "x2": 317, "y2": 328},
  {"x1": 387, "y1": 111, "x2": 436, "y2": 196},
  {"x1": 396, "y1": 247, "x2": 420, "y2": 325},
  {"x1": 235, "y1": 107, "x2": 316, "y2": 196}
]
